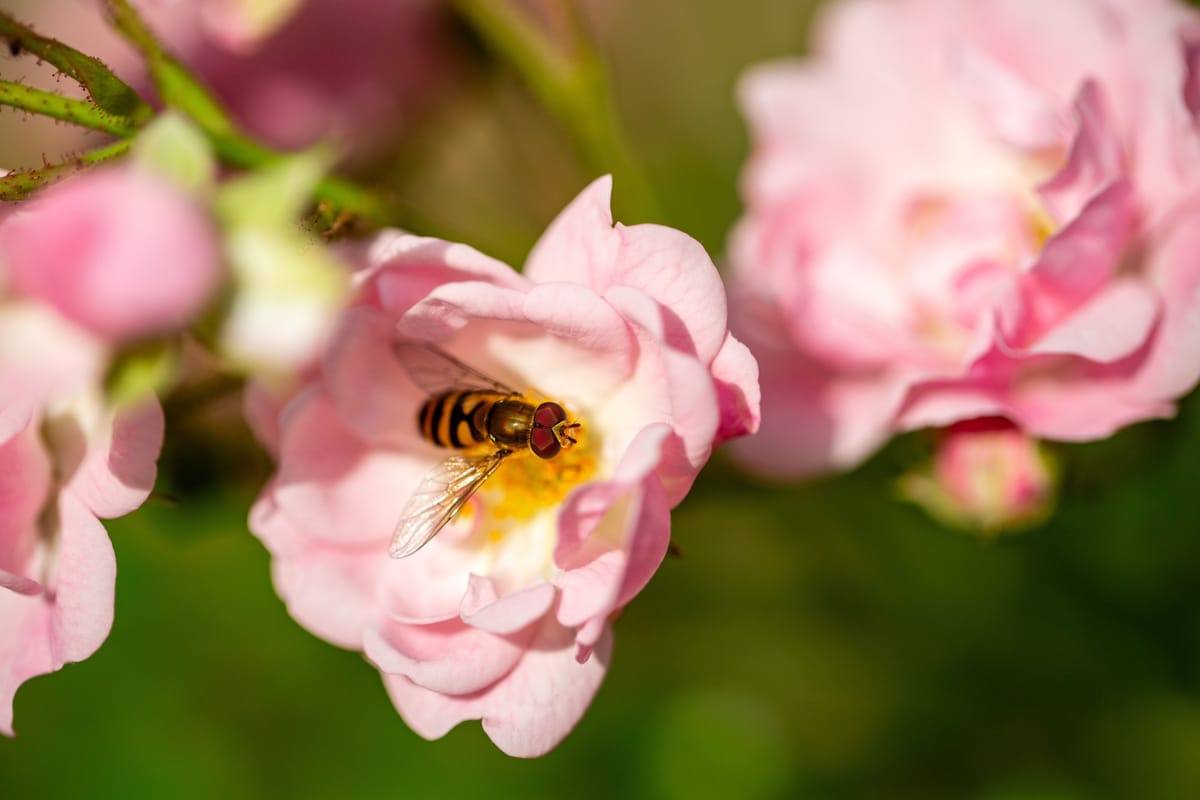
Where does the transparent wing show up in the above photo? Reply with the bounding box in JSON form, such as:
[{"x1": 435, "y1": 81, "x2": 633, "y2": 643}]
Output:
[
  {"x1": 392, "y1": 341, "x2": 517, "y2": 395},
  {"x1": 389, "y1": 451, "x2": 511, "y2": 558}
]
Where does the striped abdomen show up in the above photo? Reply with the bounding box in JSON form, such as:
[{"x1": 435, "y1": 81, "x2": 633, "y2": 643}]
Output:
[{"x1": 418, "y1": 391, "x2": 536, "y2": 451}]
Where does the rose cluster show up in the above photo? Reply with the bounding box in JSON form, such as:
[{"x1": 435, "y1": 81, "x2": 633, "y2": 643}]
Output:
[{"x1": 5, "y1": 0, "x2": 1200, "y2": 758}]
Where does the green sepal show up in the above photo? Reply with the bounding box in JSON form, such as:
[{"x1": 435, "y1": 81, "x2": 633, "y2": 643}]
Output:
[
  {"x1": 104, "y1": 338, "x2": 182, "y2": 408},
  {"x1": 132, "y1": 112, "x2": 218, "y2": 195}
]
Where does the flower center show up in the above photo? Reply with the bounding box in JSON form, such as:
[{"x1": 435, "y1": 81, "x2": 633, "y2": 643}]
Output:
[{"x1": 477, "y1": 415, "x2": 597, "y2": 544}]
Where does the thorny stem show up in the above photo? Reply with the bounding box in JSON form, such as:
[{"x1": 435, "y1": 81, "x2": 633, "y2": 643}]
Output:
[
  {"x1": 452, "y1": 0, "x2": 659, "y2": 221},
  {"x1": 0, "y1": 11, "x2": 151, "y2": 121},
  {"x1": 0, "y1": 3, "x2": 396, "y2": 227},
  {"x1": 0, "y1": 138, "x2": 132, "y2": 200},
  {"x1": 0, "y1": 80, "x2": 140, "y2": 137}
]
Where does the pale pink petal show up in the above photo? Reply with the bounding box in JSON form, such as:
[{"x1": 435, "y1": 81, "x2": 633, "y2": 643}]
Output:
[
  {"x1": 364, "y1": 616, "x2": 531, "y2": 695},
  {"x1": 0, "y1": 595, "x2": 50, "y2": 736},
  {"x1": 359, "y1": 233, "x2": 529, "y2": 314},
  {"x1": 1003, "y1": 180, "x2": 1137, "y2": 346},
  {"x1": 394, "y1": 282, "x2": 530, "y2": 343},
  {"x1": 949, "y1": 41, "x2": 1065, "y2": 151},
  {"x1": 608, "y1": 221, "x2": 730, "y2": 362},
  {"x1": 460, "y1": 576, "x2": 556, "y2": 634},
  {"x1": 250, "y1": 490, "x2": 383, "y2": 648},
  {"x1": 523, "y1": 176, "x2": 620, "y2": 288},
  {"x1": 520, "y1": 282, "x2": 637, "y2": 382},
  {"x1": 274, "y1": 389, "x2": 424, "y2": 545},
  {"x1": 0, "y1": 397, "x2": 35, "y2": 448},
  {"x1": 729, "y1": 312, "x2": 910, "y2": 478},
  {"x1": 1134, "y1": 210, "x2": 1200, "y2": 399},
  {"x1": 378, "y1": 546, "x2": 482, "y2": 624},
  {"x1": 1007, "y1": 380, "x2": 1176, "y2": 441},
  {"x1": 555, "y1": 472, "x2": 669, "y2": 632},
  {"x1": 0, "y1": 491, "x2": 120, "y2": 734},
  {"x1": 0, "y1": 168, "x2": 220, "y2": 343},
  {"x1": 0, "y1": 423, "x2": 50, "y2": 576},
  {"x1": 321, "y1": 306, "x2": 423, "y2": 448},
  {"x1": 526, "y1": 176, "x2": 729, "y2": 362},
  {"x1": 1038, "y1": 81, "x2": 1125, "y2": 226},
  {"x1": 382, "y1": 617, "x2": 613, "y2": 758},
  {"x1": 48, "y1": 493, "x2": 116, "y2": 663},
  {"x1": 710, "y1": 331, "x2": 762, "y2": 443},
  {"x1": 64, "y1": 399, "x2": 164, "y2": 520},
  {"x1": 1014, "y1": 279, "x2": 1160, "y2": 362},
  {"x1": 603, "y1": 287, "x2": 719, "y2": 498},
  {"x1": 0, "y1": 571, "x2": 41, "y2": 597},
  {"x1": 554, "y1": 423, "x2": 669, "y2": 565}
]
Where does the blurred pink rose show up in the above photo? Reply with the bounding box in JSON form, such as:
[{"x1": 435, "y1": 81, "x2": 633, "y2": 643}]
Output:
[
  {"x1": 729, "y1": 0, "x2": 1200, "y2": 477},
  {"x1": 131, "y1": 0, "x2": 456, "y2": 150},
  {"x1": 900, "y1": 418, "x2": 1055, "y2": 533},
  {"x1": 248, "y1": 177, "x2": 759, "y2": 756},
  {"x1": 0, "y1": 302, "x2": 164, "y2": 736},
  {"x1": 0, "y1": 166, "x2": 221, "y2": 344}
]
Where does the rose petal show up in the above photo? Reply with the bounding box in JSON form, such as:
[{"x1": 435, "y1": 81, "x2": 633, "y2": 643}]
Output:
[
  {"x1": 1038, "y1": 81, "x2": 1125, "y2": 226},
  {"x1": 322, "y1": 306, "x2": 424, "y2": 448},
  {"x1": 364, "y1": 616, "x2": 531, "y2": 695},
  {"x1": 460, "y1": 576, "x2": 556, "y2": 634},
  {"x1": 382, "y1": 616, "x2": 613, "y2": 758},
  {"x1": 526, "y1": 176, "x2": 729, "y2": 362},
  {"x1": 0, "y1": 167, "x2": 220, "y2": 343},
  {"x1": 1013, "y1": 279, "x2": 1160, "y2": 362},
  {"x1": 274, "y1": 388, "x2": 425, "y2": 545},
  {"x1": 250, "y1": 489, "x2": 384, "y2": 649},
  {"x1": 64, "y1": 398, "x2": 164, "y2": 520},
  {"x1": 0, "y1": 423, "x2": 50, "y2": 575}
]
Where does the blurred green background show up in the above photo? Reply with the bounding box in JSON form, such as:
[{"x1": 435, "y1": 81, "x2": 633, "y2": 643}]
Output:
[{"x1": 4, "y1": 1, "x2": 1200, "y2": 798}]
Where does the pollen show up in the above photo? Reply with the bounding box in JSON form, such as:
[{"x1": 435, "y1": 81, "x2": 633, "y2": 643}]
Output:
[
  {"x1": 478, "y1": 418, "x2": 597, "y2": 537},
  {"x1": 1028, "y1": 202, "x2": 1057, "y2": 252}
]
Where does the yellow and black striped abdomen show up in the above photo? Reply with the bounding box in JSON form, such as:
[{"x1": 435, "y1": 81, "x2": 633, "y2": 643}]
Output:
[{"x1": 418, "y1": 390, "x2": 506, "y2": 450}]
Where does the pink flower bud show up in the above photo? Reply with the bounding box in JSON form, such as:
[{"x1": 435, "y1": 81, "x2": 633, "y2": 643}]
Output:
[
  {"x1": 0, "y1": 167, "x2": 220, "y2": 344},
  {"x1": 902, "y1": 418, "x2": 1056, "y2": 533}
]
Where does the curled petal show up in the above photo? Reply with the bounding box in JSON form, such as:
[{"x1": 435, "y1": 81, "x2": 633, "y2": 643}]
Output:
[
  {"x1": 526, "y1": 175, "x2": 730, "y2": 362},
  {"x1": 365, "y1": 617, "x2": 530, "y2": 695},
  {"x1": 63, "y1": 398, "x2": 164, "y2": 520},
  {"x1": 460, "y1": 577, "x2": 556, "y2": 635},
  {"x1": 383, "y1": 617, "x2": 613, "y2": 758}
]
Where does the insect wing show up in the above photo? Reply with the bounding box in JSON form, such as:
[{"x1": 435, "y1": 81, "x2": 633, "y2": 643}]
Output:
[
  {"x1": 393, "y1": 341, "x2": 517, "y2": 395},
  {"x1": 389, "y1": 451, "x2": 510, "y2": 558}
]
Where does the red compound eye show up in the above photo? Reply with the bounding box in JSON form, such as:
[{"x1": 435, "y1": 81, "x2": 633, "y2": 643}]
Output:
[
  {"x1": 534, "y1": 402, "x2": 566, "y2": 428},
  {"x1": 530, "y1": 402, "x2": 567, "y2": 459}
]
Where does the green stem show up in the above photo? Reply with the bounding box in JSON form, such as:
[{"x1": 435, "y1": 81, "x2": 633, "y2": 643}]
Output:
[
  {"x1": 0, "y1": 3, "x2": 397, "y2": 227},
  {"x1": 103, "y1": 0, "x2": 396, "y2": 227},
  {"x1": 103, "y1": 0, "x2": 239, "y2": 137},
  {"x1": 0, "y1": 80, "x2": 139, "y2": 136},
  {"x1": 207, "y1": 134, "x2": 398, "y2": 226},
  {"x1": 452, "y1": 0, "x2": 658, "y2": 220},
  {"x1": 0, "y1": 12, "x2": 151, "y2": 121},
  {"x1": 0, "y1": 139, "x2": 132, "y2": 200}
]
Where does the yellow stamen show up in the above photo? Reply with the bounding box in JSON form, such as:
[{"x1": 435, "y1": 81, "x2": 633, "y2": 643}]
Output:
[{"x1": 477, "y1": 419, "x2": 597, "y2": 543}]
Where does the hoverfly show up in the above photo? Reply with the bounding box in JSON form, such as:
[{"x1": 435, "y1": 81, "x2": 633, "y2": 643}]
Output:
[{"x1": 389, "y1": 341, "x2": 582, "y2": 558}]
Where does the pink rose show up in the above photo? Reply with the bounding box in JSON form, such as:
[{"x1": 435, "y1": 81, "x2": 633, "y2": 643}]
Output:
[
  {"x1": 0, "y1": 166, "x2": 221, "y2": 345},
  {"x1": 728, "y1": 0, "x2": 1200, "y2": 477},
  {"x1": 131, "y1": 0, "x2": 455, "y2": 150},
  {"x1": 0, "y1": 303, "x2": 164, "y2": 736},
  {"x1": 249, "y1": 177, "x2": 759, "y2": 756}
]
